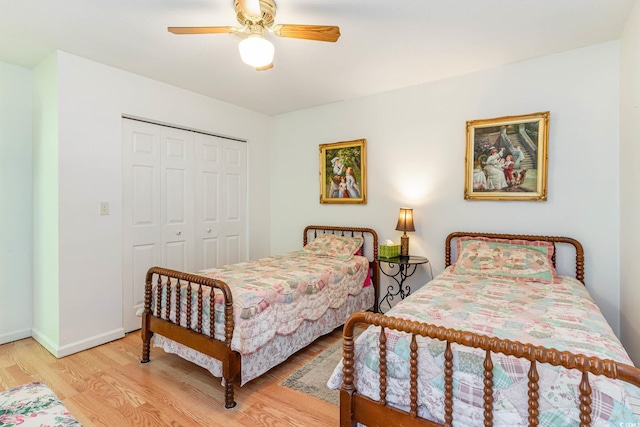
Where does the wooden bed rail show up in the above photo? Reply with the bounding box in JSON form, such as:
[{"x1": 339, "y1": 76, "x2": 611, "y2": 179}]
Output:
[
  {"x1": 340, "y1": 311, "x2": 640, "y2": 427},
  {"x1": 141, "y1": 266, "x2": 239, "y2": 409},
  {"x1": 444, "y1": 232, "x2": 585, "y2": 284}
]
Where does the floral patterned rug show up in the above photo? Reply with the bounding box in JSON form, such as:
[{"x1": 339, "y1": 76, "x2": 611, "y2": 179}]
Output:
[{"x1": 0, "y1": 382, "x2": 81, "y2": 426}]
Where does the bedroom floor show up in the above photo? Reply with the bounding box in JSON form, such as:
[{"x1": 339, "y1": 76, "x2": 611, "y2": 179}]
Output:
[{"x1": 0, "y1": 329, "x2": 343, "y2": 426}]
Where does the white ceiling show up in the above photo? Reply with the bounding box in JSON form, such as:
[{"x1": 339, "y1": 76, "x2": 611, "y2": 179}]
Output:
[{"x1": 0, "y1": 0, "x2": 635, "y2": 115}]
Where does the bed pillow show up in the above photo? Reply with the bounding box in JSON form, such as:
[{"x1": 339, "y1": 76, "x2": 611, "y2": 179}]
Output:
[
  {"x1": 451, "y1": 236, "x2": 557, "y2": 283},
  {"x1": 302, "y1": 234, "x2": 364, "y2": 260}
]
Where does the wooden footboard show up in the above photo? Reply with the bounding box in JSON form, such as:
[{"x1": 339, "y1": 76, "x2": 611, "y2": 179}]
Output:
[
  {"x1": 340, "y1": 312, "x2": 640, "y2": 427},
  {"x1": 140, "y1": 266, "x2": 240, "y2": 409}
]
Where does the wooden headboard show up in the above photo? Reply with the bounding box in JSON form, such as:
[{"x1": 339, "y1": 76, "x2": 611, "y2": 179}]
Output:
[
  {"x1": 303, "y1": 225, "x2": 379, "y2": 262},
  {"x1": 444, "y1": 232, "x2": 585, "y2": 285}
]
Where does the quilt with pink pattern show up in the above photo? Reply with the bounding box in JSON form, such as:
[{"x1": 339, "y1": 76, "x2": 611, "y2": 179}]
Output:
[
  {"x1": 328, "y1": 269, "x2": 640, "y2": 426},
  {"x1": 153, "y1": 251, "x2": 369, "y2": 355}
]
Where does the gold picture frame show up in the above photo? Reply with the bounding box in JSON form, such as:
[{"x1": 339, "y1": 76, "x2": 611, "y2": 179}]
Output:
[
  {"x1": 464, "y1": 112, "x2": 549, "y2": 201},
  {"x1": 319, "y1": 139, "x2": 367, "y2": 204}
]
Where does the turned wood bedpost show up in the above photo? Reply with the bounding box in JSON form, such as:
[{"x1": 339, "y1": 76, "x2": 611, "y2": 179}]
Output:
[
  {"x1": 483, "y1": 349, "x2": 494, "y2": 426},
  {"x1": 164, "y1": 277, "x2": 172, "y2": 320},
  {"x1": 527, "y1": 360, "x2": 540, "y2": 426},
  {"x1": 186, "y1": 281, "x2": 192, "y2": 329},
  {"x1": 197, "y1": 284, "x2": 203, "y2": 334},
  {"x1": 378, "y1": 326, "x2": 388, "y2": 405},
  {"x1": 579, "y1": 371, "x2": 593, "y2": 427},
  {"x1": 155, "y1": 275, "x2": 162, "y2": 320},
  {"x1": 175, "y1": 279, "x2": 182, "y2": 326},
  {"x1": 340, "y1": 312, "x2": 362, "y2": 427},
  {"x1": 443, "y1": 341, "x2": 454, "y2": 426},
  {"x1": 571, "y1": 238, "x2": 585, "y2": 284},
  {"x1": 409, "y1": 334, "x2": 419, "y2": 418},
  {"x1": 219, "y1": 284, "x2": 237, "y2": 409},
  {"x1": 141, "y1": 270, "x2": 155, "y2": 363}
]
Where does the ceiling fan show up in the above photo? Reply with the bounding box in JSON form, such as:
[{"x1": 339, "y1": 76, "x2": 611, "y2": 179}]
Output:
[{"x1": 168, "y1": 0, "x2": 341, "y2": 71}]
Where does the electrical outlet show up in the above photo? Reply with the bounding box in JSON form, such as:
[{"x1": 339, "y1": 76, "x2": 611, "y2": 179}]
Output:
[{"x1": 100, "y1": 202, "x2": 109, "y2": 215}]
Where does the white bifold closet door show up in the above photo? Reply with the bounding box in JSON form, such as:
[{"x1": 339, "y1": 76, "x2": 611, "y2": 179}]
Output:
[{"x1": 122, "y1": 118, "x2": 247, "y2": 332}]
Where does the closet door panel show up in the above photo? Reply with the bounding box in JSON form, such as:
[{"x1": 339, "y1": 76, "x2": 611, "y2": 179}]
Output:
[
  {"x1": 161, "y1": 128, "x2": 195, "y2": 273},
  {"x1": 123, "y1": 120, "x2": 161, "y2": 332},
  {"x1": 132, "y1": 244, "x2": 156, "y2": 315},
  {"x1": 202, "y1": 237, "x2": 220, "y2": 270},
  {"x1": 221, "y1": 141, "x2": 247, "y2": 265},
  {"x1": 225, "y1": 235, "x2": 242, "y2": 265},
  {"x1": 200, "y1": 170, "x2": 220, "y2": 268},
  {"x1": 195, "y1": 134, "x2": 223, "y2": 269}
]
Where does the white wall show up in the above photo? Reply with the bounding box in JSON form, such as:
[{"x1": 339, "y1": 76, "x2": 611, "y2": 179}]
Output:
[
  {"x1": 31, "y1": 53, "x2": 60, "y2": 350},
  {"x1": 272, "y1": 42, "x2": 623, "y2": 335},
  {"x1": 620, "y1": 0, "x2": 640, "y2": 365},
  {"x1": 9, "y1": 37, "x2": 634, "y2": 358},
  {"x1": 32, "y1": 51, "x2": 272, "y2": 356},
  {"x1": 0, "y1": 62, "x2": 33, "y2": 344}
]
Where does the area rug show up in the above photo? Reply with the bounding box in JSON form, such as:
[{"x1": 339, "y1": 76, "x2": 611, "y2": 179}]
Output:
[
  {"x1": 0, "y1": 381, "x2": 81, "y2": 426},
  {"x1": 281, "y1": 329, "x2": 363, "y2": 406}
]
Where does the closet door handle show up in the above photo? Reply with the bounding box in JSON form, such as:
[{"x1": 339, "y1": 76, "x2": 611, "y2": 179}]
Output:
[
  {"x1": 207, "y1": 229, "x2": 212, "y2": 233},
  {"x1": 176, "y1": 231, "x2": 182, "y2": 236}
]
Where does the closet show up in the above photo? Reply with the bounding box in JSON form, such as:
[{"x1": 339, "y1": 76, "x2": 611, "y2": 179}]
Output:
[{"x1": 122, "y1": 118, "x2": 247, "y2": 332}]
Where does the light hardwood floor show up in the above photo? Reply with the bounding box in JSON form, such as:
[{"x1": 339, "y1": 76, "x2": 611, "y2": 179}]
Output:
[{"x1": 0, "y1": 328, "x2": 344, "y2": 426}]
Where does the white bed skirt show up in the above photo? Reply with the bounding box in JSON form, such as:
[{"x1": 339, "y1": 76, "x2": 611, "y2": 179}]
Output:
[{"x1": 153, "y1": 285, "x2": 374, "y2": 385}]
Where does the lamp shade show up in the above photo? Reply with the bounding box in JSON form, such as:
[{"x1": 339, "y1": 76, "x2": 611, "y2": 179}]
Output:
[
  {"x1": 395, "y1": 208, "x2": 415, "y2": 233},
  {"x1": 238, "y1": 35, "x2": 274, "y2": 68}
]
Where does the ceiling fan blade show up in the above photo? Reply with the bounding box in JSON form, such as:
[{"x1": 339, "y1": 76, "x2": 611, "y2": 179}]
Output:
[
  {"x1": 168, "y1": 26, "x2": 238, "y2": 35},
  {"x1": 272, "y1": 24, "x2": 340, "y2": 42},
  {"x1": 256, "y1": 63, "x2": 274, "y2": 71}
]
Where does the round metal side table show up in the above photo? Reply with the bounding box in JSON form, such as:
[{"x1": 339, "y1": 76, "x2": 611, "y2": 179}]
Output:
[{"x1": 377, "y1": 255, "x2": 430, "y2": 313}]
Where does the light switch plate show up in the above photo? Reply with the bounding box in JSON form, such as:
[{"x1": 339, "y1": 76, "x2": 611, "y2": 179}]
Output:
[{"x1": 100, "y1": 202, "x2": 109, "y2": 215}]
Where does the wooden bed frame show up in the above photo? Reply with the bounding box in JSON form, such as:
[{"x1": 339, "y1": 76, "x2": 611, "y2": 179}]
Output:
[
  {"x1": 339, "y1": 232, "x2": 640, "y2": 427},
  {"x1": 140, "y1": 225, "x2": 379, "y2": 409}
]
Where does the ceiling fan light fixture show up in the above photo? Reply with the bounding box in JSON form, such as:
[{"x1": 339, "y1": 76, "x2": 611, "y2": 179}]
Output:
[{"x1": 238, "y1": 35, "x2": 274, "y2": 68}]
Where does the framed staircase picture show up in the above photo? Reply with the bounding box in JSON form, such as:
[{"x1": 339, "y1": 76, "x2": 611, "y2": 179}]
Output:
[{"x1": 464, "y1": 111, "x2": 549, "y2": 201}]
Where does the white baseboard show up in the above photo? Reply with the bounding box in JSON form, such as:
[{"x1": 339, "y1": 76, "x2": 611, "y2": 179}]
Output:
[
  {"x1": 0, "y1": 328, "x2": 32, "y2": 345},
  {"x1": 32, "y1": 328, "x2": 125, "y2": 358},
  {"x1": 30, "y1": 328, "x2": 57, "y2": 355}
]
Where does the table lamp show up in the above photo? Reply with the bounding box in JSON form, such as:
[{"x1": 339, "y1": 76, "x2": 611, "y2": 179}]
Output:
[{"x1": 395, "y1": 208, "x2": 415, "y2": 258}]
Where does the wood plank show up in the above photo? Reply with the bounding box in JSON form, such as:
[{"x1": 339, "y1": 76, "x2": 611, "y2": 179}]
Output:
[{"x1": 0, "y1": 330, "x2": 344, "y2": 425}]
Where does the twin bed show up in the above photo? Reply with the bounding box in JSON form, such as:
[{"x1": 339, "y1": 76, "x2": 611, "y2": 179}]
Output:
[
  {"x1": 141, "y1": 227, "x2": 640, "y2": 426},
  {"x1": 141, "y1": 225, "x2": 379, "y2": 409},
  {"x1": 332, "y1": 232, "x2": 640, "y2": 426}
]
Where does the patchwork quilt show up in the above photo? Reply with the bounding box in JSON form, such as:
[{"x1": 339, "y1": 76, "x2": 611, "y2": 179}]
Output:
[
  {"x1": 0, "y1": 382, "x2": 80, "y2": 426},
  {"x1": 328, "y1": 270, "x2": 640, "y2": 426},
  {"x1": 153, "y1": 251, "x2": 369, "y2": 354}
]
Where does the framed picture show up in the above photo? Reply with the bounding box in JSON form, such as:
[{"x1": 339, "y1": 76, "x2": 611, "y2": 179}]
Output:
[
  {"x1": 464, "y1": 111, "x2": 549, "y2": 201},
  {"x1": 319, "y1": 139, "x2": 367, "y2": 204}
]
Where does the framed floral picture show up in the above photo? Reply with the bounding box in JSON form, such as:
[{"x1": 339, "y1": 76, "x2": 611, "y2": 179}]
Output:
[
  {"x1": 464, "y1": 112, "x2": 549, "y2": 201},
  {"x1": 319, "y1": 139, "x2": 367, "y2": 204}
]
